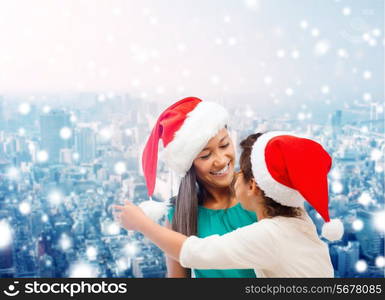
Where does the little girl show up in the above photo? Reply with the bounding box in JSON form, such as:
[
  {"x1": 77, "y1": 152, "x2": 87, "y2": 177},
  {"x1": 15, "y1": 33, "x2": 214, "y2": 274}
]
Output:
[{"x1": 113, "y1": 131, "x2": 344, "y2": 277}]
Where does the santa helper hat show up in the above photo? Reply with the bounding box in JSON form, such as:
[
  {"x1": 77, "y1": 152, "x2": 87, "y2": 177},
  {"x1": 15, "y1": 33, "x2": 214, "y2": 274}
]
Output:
[
  {"x1": 251, "y1": 131, "x2": 344, "y2": 241},
  {"x1": 139, "y1": 97, "x2": 228, "y2": 220}
]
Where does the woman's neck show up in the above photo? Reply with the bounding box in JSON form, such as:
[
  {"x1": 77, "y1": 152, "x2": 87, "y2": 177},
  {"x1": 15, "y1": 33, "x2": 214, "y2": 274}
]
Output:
[{"x1": 202, "y1": 185, "x2": 235, "y2": 209}]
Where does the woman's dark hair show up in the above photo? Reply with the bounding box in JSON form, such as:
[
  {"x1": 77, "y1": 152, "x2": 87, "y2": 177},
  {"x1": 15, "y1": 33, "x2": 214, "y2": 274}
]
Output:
[
  {"x1": 170, "y1": 167, "x2": 217, "y2": 278},
  {"x1": 239, "y1": 133, "x2": 302, "y2": 218},
  {"x1": 171, "y1": 124, "x2": 231, "y2": 236},
  {"x1": 171, "y1": 167, "x2": 214, "y2": 236}
]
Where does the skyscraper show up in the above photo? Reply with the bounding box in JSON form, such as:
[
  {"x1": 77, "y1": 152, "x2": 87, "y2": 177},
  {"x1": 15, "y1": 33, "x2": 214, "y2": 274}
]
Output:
[
  {"x1": 336, "y1": 241, "x2": 360, "y2": 277},
  {"x1": 356, "y1": 210, "x2": 384, "y2": 260},
  {"x1": 331, "y1": 110, "x2": 342, "y2": 139},
  {"x1": 74, "y1": 127, "x2": 96, "y2": 163},
  {"x1": 40, "y1": 110, "x2": 72, "y2": 163}
]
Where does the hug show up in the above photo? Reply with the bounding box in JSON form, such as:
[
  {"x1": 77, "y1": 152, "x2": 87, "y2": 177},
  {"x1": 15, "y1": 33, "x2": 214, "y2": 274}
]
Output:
[{"x1": 113, "y1": 97, "x2": 344, "y2": 278}]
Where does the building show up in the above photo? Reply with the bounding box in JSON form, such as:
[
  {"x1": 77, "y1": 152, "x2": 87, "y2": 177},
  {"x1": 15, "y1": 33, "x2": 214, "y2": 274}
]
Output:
[
  {"x1": 335, "y1": 241, "x2": 360, "y2": 277},
  {"x1": 60, "y1": 148, "x2": 73, "y2": 165},
  {"x1": 74, "y1": 127, "x2": 96, "y2": 164},
  {"x1": 40, "y1": 110, "x2": 72, "y2": 163}
]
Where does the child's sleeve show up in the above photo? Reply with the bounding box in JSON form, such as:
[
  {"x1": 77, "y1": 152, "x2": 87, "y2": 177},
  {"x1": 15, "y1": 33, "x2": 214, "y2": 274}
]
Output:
[{"x1": 179, "y1": 221, "x2": 278, "y2": 270}]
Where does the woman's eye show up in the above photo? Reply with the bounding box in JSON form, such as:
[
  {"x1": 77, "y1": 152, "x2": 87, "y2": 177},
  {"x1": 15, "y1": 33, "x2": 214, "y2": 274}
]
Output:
[
  {"x1": 200, "y1": 153, "x2": 211, "y2": 160},
  {"x1": 220, "y1": 143, "x2": 230, "y2": 149}
]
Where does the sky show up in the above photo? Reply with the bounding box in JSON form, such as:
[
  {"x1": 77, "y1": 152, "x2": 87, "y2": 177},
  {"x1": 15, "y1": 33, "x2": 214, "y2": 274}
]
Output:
[{"x1": 0, "y1": 0, "x2": 383, "y2": 110}]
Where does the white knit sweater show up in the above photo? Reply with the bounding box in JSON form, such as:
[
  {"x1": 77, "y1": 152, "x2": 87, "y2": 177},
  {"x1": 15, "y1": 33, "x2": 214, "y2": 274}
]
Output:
[{"x1": 180, "y1": 213, "x2": 334, "y2": 277}]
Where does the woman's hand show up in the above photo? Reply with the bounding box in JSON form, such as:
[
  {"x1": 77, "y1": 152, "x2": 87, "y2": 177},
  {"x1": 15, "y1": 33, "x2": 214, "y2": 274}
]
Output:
[{"x1": 113, "y1": 200, "x2": 152, "y2": 232}]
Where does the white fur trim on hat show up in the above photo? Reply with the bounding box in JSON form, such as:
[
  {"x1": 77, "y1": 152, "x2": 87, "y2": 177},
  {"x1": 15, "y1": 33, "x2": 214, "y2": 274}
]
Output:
[
  {"x1": 321, "y1": 218, "x2": 344, "y2": 241},
  {"x1": 251, "y1": 131, "x2": 306, "y2": 208},
  {"x1": 139, "y1": 200, "x2": 167, "y2": 223},
  {"x1": 164, "y1": 101, "x2": 229, "y2": 176}
]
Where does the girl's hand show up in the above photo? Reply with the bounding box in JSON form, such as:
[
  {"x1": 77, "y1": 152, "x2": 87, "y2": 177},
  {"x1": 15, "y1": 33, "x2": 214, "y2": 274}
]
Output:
[
  {"x1": 113, "y1": 200, "x2": 187, "y2": 261},
  {"x1": 113, "y1": 200, "x2": 151, "y2": 232}
]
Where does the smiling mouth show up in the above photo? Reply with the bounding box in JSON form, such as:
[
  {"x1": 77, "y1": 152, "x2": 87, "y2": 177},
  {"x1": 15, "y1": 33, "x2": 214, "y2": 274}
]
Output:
[{"x1": 210, "y1": 162, "x2": 231, "y2": 176}]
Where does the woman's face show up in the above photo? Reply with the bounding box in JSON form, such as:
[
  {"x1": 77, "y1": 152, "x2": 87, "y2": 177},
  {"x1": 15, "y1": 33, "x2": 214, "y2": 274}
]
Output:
[{"x1": 193, "y1": 128, "x2": 235, "y2": 189}]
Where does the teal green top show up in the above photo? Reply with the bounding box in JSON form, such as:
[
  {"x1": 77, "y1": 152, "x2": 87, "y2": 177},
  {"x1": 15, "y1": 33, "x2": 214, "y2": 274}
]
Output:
[{"x1": 168, "y1": 203, "x2": 257, "y2": 278}]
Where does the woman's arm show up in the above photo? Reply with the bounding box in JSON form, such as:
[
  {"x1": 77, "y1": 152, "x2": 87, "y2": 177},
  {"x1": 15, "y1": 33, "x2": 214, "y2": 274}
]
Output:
[{"x1": 164, "y1": 220, "x2": 189, "y2": 278}]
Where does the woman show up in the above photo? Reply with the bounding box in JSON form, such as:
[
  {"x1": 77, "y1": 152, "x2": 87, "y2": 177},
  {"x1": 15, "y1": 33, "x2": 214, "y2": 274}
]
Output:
[
  {"x1": 141, "y1": 96, "x2": 256, "y2": 278},
  {"x1": 114, "y1": 132, "x2": 344, "y2": 277}
]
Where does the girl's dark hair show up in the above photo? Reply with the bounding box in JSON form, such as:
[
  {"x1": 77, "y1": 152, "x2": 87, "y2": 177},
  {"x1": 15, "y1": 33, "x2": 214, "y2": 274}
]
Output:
[{"x1": 239, "y1": 133, "x2": 302, "y2": 218}]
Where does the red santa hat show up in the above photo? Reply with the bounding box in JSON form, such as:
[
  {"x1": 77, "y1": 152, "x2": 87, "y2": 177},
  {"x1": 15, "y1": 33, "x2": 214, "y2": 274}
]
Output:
[
  {"x1": 142, "y1": 97, "x2": 229, "y2": 196},
  {"x1": 250, "y1": 131, "x2": 344, "y2": 241}
]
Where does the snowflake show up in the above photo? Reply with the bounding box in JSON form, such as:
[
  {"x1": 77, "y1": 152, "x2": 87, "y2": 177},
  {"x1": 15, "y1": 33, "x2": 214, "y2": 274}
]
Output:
[
  {"x1": 86, "y1": 246, "x2": 98, "y2": 261},
  {"x1": 355, "y1": 260, "x2": 367, "y2": 273},
  {"x1": 375, "y1": 256, "x2": 385, "y2": 268},
  {"x1": 0, "y1": 220, "x2": 12, "y2": 249},
  {"x1": 371, "y1": 149, "x2": 382, "y2": 161},
  {"x1": 69, "y1": 261, "x2": 98, "y2": 278},
  {"x1": 363, "y1": 93, "x2": 372, "y2": 101},
  {"x1": 314, "y1": 40, "x2": 330, "y2": 56},
  {"x1": 124, "y1": 242, "x2": 138, "y2": 257},
  {"x1": 374, "y1": 211, "x2": 385, "y2": 232},
  {"x1": 332, "y1": 181, "x2": 343, "y2": 194},
  {"x1": 285, "y1": 88, "x2": 294, "y2": 96},
  {"x1": 300, "y1": 20, "x2": 308, "y2": 30},
  {"x1": 114, "y1": 162, "x2": 127, "y2": 175},
  {"x1": 342, "y1": 7, "x2": 351, "y2": 16},
  {"x1": 321, "y1": 85, "x2": 330, "y2": 94},
  {"x1": 48, "y1": 191, "x2": 63, "y2": 206},
  {"x1": 372, "y1": 28, "x2": 381, "y2": 37},
  {"x1": 337, "y1": 49, "x2": 348, "y2": 58},
  {"x1": 277, "y1": 49, "x2": 286, "y2": 58},
  {"x1": 358, "y1": 192, "x2": 372, "y2": 206},
  {"x1": 210, "y1": 75, "x2": 220, "y2": 85},
  {"x1": 264, "y1": 76, "x2": 272, "y2": 85},
  {"x1": 228, "y1": 37, "x2": 237, "y2": 46},
  {"x1": 60, "y1": 127, "x2": 72, "y2": 140},
  {"x1": 291, "y1": 50, "x2": 300, "y2": 59},
  {"x1": 311, "y1": 28, "x2": 320, "y2": 37},
  {"x1": 352, "y1": 219, "x2": 364, "y2": 231},
  {"x1": 59, "y1": 234, "x2": 72, "y2": 251},
  {"x1": 363, "y1": 70, "x2": 372, "y2": 80},
  {"x1": 18, "y1": 128, "x2": 26, "y2": 136},
  {"x1": 19, "y1": 202, "x2": 31, "y2": 215},
  {"x1": 18, "y1": 103, "x2": 31, "y2": 115}
]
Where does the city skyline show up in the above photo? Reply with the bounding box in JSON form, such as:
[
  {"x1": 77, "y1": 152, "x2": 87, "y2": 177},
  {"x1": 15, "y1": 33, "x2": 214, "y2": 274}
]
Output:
[
  {"x1": 0, "y1": 93, "x2": 384, "y2": 278},
  {"x1": 0, "y1": 0, "x2": 383, "y2": 279}
]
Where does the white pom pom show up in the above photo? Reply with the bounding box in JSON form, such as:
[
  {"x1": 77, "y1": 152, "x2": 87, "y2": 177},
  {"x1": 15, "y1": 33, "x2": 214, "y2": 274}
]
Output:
[
  {"x1": 138, "y1": 200, "x2": 167, "y2": 222},
  {"x1": 321, "y1": 218, "x2": 344, "y2": 241}
]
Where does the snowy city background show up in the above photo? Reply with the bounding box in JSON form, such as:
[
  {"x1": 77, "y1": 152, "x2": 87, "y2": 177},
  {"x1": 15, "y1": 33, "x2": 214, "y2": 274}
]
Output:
[{"x1": 0, "y1": 0, "x2": 384, "y2": 277}]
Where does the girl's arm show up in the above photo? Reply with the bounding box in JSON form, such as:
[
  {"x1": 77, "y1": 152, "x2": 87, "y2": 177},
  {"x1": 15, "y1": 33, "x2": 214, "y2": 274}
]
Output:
[
  {"x1": 113, "y1": 201, "x2": 187, "y2": 260},
  {"x1": 114, "y1": 201, "x2": 275, "y2": 271}
]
